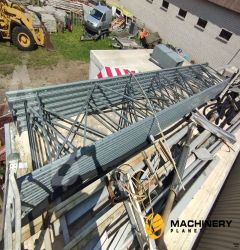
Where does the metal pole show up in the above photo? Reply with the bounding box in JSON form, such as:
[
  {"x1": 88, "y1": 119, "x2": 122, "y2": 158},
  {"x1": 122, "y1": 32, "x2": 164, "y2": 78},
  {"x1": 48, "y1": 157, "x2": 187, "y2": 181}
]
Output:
[
  {"x1": 0, "y1": 124, "x2": 11, "y2": 242},
  {"x1": 155, "y1": 125, "x2": 195, "y2": 249},
  {"x1": 227, "y1": 48, "x2": 240, "y2": 65}
]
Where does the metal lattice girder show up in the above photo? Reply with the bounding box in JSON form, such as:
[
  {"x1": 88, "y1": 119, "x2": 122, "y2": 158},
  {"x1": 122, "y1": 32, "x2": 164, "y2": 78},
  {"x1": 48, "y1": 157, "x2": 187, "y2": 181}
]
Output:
[
  {"x1": 6, "y1": 63, "x2": 227, "y2": 216},
  {"x1": 7, "y1": 63, "x2": 221, "y2": 132}
]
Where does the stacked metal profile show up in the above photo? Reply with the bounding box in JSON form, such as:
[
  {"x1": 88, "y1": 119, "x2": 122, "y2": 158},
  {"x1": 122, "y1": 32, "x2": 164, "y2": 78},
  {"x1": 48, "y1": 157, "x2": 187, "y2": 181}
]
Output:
[{"x1": 6, "y1": 63, "x2": 226, "y2": 217}]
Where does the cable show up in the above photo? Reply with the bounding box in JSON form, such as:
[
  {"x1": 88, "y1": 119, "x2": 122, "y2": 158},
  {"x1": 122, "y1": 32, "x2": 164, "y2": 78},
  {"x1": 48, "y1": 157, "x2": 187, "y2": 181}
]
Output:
[
  {"x1": 128, "y1": 72, "x2": 185, "y2": 190},
  {"x1": 115, "y1": 164, "x2": 156, "y2": 219}
]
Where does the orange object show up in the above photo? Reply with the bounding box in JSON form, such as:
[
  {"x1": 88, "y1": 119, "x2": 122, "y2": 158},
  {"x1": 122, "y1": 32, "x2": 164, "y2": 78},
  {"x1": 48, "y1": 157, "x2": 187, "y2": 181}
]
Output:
[{"x1": 140, "y1": 29, "x2": 149, "y2": 39}]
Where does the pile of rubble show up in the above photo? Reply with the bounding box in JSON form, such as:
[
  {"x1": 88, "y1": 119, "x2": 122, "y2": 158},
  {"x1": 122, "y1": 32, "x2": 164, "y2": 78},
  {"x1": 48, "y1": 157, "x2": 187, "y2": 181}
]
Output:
[
  {"x1": 46, "y1": 0, "x2": 84, "y2": 15},
  {"x1": 111, "y1": 16, "x2": 125, "y2": 30},
  {"x1": 27, "y1": 5, "x2": 67, "y2": 32},
  {"x1": 26, "y1": 0, "x2": 86, "y2": 33}
]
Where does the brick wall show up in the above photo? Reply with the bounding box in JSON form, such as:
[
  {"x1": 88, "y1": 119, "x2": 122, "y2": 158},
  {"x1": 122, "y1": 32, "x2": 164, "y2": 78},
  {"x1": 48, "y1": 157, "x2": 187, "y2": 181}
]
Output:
[{"x1": 110, "y1": 0, "x2": 240, "y2": 69}]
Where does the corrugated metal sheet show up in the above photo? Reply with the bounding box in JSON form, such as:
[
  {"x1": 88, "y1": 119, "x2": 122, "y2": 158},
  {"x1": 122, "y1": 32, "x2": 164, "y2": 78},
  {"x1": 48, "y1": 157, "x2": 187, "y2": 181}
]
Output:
[
  {"x1": 168, "y1": 0, "x2": 240, "y2": 35},
  {"x1": 196, "y1": 153, "x2": 240, "y2": 249}
]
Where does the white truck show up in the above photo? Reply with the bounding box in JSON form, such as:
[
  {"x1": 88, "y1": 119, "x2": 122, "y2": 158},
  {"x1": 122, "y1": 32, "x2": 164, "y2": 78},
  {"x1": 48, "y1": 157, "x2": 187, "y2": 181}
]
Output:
[{"x1": 82, "y1": 4, "x2": 112, "y2": 40}]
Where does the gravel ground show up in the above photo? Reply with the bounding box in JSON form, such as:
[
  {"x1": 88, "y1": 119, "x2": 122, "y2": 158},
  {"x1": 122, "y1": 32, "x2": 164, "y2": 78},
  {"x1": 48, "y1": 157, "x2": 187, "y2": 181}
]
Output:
[{"x1": 0, "y1": 60, "x2": 89, "y2": 102}]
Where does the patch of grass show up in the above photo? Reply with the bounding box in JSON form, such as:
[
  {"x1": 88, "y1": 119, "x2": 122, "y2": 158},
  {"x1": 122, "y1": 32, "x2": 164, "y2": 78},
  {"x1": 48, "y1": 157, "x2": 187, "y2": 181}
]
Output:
[
  {"x1": 51, "y1": 26, "x2": 112, "y2": 62},
  {"x1": 0, "y1": 25, "x2": 112, "y2": 70},
  {"x1": 0, "y1": 41, "x2": 63, "y2": 67}
]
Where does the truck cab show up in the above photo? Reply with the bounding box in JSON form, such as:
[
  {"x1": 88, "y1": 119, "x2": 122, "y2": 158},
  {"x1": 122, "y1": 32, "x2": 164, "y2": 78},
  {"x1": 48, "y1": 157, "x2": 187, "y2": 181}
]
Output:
[{"x1": 85, "y1": 5, "x2": 112, "y2": 34}]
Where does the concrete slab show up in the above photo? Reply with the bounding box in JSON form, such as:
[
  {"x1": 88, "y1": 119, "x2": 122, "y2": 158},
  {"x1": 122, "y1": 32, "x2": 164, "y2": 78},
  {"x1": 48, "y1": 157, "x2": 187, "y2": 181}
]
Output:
[
  {"x1": 89, "y1": 49, "x2": 160, "y2": 79},
  {"x1": 89, "y1": 49, "x2": 191, "y2": 79}
]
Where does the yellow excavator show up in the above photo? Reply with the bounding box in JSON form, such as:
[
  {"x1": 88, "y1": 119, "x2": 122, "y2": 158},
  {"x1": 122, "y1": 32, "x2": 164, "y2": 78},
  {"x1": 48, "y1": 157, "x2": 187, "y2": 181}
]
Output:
[{"x1": 0, "y1": 0, "x2": 53, "y2": 51}]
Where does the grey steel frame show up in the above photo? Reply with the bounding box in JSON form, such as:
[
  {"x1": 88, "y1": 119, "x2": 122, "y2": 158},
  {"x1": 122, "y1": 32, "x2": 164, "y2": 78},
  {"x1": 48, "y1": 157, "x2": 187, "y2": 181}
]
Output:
[
  {"x1": 6, "y1": 63, "x2": 226, "y2": 217},
  {"x1": 1, "y1": 124, "x2": 21, "y2": 250}
]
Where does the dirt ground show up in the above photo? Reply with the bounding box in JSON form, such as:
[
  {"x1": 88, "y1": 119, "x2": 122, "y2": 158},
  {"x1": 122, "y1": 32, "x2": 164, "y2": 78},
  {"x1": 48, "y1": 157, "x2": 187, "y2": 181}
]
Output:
[{"x1": 0, "y1": 60, "x2": 89, "y2": 102}]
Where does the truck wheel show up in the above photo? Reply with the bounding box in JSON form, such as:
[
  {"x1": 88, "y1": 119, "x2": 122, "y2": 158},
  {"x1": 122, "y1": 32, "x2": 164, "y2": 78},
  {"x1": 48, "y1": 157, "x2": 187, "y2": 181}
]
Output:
[{"x1": 12, "y1": 26, "x2": 37, "y2": 51}]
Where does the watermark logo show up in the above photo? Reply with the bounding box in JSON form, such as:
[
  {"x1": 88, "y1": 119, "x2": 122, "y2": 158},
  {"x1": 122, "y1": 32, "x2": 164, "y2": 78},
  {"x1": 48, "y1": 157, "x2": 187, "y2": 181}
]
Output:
[
  {"x1": 145, "y1": 213, "x2": 165, "y2": 239},
  {"x1": 170, "y1": 219, "x2": 232, "y2": 233}
]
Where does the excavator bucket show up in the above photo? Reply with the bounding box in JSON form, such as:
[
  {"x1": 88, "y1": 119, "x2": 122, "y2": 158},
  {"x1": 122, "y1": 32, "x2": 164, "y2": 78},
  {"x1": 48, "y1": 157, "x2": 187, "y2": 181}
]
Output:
[
  {"x1": 33, "y1": 11, "x2": 54, "y2": 51},
  {"x1": 42, "y1": 26, "x2": 54, "y2": 51}
]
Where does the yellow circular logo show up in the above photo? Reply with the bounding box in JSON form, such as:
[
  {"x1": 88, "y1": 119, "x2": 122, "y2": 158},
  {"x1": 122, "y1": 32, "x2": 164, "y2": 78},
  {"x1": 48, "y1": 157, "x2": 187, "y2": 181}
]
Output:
[{"x1": 145, "y1": 213, "x2": 165, "y2": 239}]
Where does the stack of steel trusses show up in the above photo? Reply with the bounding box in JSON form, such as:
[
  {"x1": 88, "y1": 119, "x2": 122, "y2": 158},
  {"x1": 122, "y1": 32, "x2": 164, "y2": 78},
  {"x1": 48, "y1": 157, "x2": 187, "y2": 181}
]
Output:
[{"x1": 5, "y1": 63, "x2": 228, "y2": 218}]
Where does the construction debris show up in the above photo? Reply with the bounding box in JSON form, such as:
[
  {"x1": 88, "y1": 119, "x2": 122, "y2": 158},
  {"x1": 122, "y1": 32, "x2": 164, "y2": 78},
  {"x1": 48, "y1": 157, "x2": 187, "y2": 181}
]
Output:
[
  {"x1": 41, "y1": 13, "x2": 57, "y2": 32},
  {"x1": 111, "y1": 16, "x2": 125, "y2": 30},
  {"x1": 46, "y1": 0, "x2": 84, "y2": 16},
  {"x1": 44, "y1": 5, "x2": 67, "y2": 25},
  {"x1": 142, "y1": 31, "x2": 162, "y2": 48},
  {"x1": 112, "y1": 36, "x2": 142, "y2": 49},
  {"x1": 27, "y1": 5, "x2": 63, "y2": 32},
  {"x1": 26, "y1": 1, "x2": 86, "y2": 33},
  {"x1": 111, "y1": 21, "x2": 142, "y2": 49}
]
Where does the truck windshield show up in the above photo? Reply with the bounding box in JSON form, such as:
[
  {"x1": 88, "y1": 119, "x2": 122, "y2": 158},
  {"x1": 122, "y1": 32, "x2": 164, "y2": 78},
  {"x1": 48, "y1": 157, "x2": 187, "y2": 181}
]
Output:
[{"x1": 90, "y1": 9, "x2": 103, "y2": 20}]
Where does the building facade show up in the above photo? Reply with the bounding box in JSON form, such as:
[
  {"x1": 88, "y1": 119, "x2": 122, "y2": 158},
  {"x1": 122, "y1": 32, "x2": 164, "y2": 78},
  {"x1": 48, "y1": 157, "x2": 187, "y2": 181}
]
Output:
[{"x1": 110, "y1": 0, "x2": 240, "y2": 69}]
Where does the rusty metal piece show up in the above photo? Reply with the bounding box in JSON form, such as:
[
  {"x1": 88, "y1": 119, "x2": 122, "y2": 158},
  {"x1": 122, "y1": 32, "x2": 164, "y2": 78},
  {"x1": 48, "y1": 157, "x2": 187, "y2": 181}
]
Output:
[
  {"x1": 105, "y1": 176, "x2": 116, "y2": 204},
  {"x1": 0, "y1": 102, "x2": 12, "y2": 145}
]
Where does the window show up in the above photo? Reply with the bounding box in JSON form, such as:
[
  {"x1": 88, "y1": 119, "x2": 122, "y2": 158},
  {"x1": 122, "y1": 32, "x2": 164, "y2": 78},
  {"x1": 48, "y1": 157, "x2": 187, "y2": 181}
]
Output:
[
  {"x1": 196, "y1": 18, "x2": 207, "y2": 29},
  {"x1": 219, "y1": 29, "x2": 232, "y2": 41},
  {"x1": 162, "y1": 0, "x2": 169, "y2": 9},
  {"x1": 178, "y1": 9, "x2": 187, "y2": 18},
  {"x1": 90, "y1": 9, "x2": 103, "y2": 20},
  {"x1": 116, "y1": 9, "x2": 121, "y2": 15}
]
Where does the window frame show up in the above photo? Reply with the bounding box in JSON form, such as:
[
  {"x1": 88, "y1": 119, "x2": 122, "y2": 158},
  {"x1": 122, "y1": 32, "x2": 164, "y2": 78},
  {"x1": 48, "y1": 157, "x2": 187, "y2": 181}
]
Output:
[
  {"x1": 218, "y1": 29, "x2": 232, "y2": 42},
  {"x1": 196, "y1": 18, "x2": 207, "y2": 29},
  {"x1": 177, "y1": 8, "x2": 187, "y2": 20},
  {"x1": 161, "y1": 0, "x2": 169, "y2": 10}
]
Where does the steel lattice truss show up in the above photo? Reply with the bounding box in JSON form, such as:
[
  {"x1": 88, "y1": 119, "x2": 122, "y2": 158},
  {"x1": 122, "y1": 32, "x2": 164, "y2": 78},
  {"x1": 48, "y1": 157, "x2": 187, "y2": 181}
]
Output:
[{"x1": 6, "y1": 63, "x2": 227, "y2": 215}]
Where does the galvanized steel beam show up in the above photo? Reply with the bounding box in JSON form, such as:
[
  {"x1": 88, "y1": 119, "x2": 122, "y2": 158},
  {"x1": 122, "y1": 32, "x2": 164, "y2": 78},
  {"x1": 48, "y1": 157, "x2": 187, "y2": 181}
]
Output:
[{"x1": 6, "y1": 64, "x2": 227, "y2": 217}]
